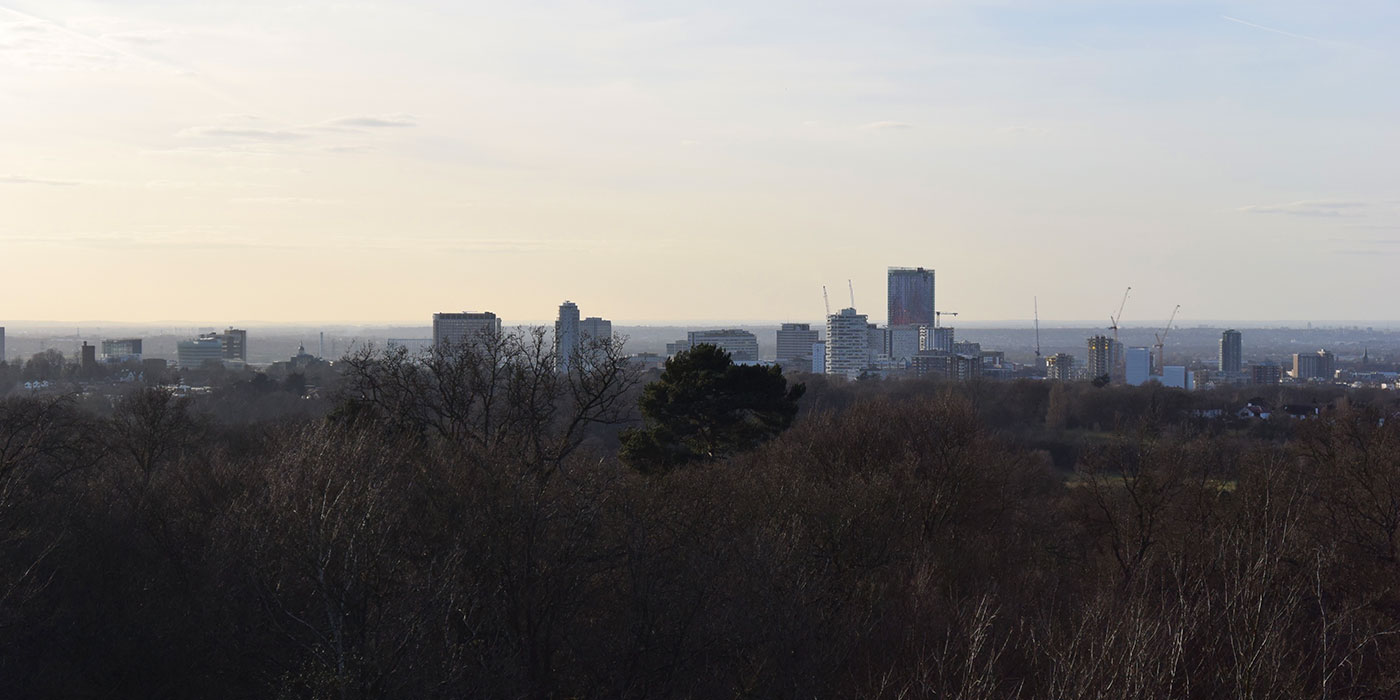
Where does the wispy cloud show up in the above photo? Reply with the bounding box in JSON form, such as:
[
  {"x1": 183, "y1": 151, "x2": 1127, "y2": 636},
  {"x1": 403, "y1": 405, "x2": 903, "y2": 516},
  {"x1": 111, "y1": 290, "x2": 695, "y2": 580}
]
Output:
[
  {"x1": 1238, "y1": 200, "x2": 1369, "y2": 217},
  {"x1": 323, "y1": 115, "x2": 416, "y2": 129},
  {"x1": 0, "y1": 174, "x2": 79, "y2": 186},
  {"x1": 1221, "y1": 15, "x2": 1326, "y2": 44},
  {"x1": 179, "y1": 125, "x2": 308, "y2": 142},
  {"x1": 859, "y1": 121, "x2": 913, "y2": 131}
]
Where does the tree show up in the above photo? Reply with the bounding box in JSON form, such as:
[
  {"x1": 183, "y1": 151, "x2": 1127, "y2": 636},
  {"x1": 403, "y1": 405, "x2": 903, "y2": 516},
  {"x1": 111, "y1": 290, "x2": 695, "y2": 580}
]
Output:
[
  {"x1": 620, "y1": 344, "x2": 804, "y2": 472},
  {"x1": 336, "y1": 327, "x2": 638, "y2": 473}
]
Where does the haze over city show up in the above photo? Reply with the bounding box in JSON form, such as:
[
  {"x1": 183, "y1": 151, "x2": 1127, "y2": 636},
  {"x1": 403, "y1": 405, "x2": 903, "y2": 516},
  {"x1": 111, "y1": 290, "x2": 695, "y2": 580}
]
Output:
[{"x1": 3, "y1": 1, "x2": 1398, "y2": 324}]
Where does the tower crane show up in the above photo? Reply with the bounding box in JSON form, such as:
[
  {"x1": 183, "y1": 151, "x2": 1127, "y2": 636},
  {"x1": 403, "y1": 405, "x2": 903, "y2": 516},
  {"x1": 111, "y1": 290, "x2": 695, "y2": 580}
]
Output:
[
  {"x1": 1109, "y1": 286, "x2": 1131, "y2": 346},
  {"x1": 848, "y1": 279, "x2": 856, "y2": 308},
  {"x1": 822, "y1": 286, "x2": 831, "y2": 317},
  {"x1": 1154, "y1": 304, "x2": 1181, "y2": 374},
  {"x1": 934, "y1": 311, "x2": 958, "y2": 328}
]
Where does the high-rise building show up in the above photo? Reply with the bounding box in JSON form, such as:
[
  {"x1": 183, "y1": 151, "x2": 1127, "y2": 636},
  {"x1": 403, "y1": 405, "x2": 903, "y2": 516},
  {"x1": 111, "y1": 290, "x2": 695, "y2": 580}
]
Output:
[
  {"x1": 1251, "y1": 362, "x2": 1283, "y2": 385},
  {"x1": 0, "y1": 326, "x2": 5, "y2": 364},
  {"x1": 80, "y1": 342, "x2": 97, "y2": 372},
  {"x1": 776, "y1": 323, "x2": 820, "y2": 367},
  {"x1": 1125, "y1": 347, "x2": 1152, "y2": 386},
  {"x1": 1219, "y1": 329, "x2": 1242, "y2": 375},
  {"x1": 687, "y1": 329, "x2": 759, "y2": 362},
  {"x1": 1293, "y1": 350, "x2": 1336, "y2": 381},
  {"x1": 433, "y1": 312, "x2": 502, "y2": 349},
  {"x1": 1046, "y1": 353, "x2": 1074, "y2": 381},
  {"x1": 101, "y1": 338, "x2": 143, "y2": 363},
  {"x1": 555, "y1": 301, "x2": 581, "y2": 372},
  {"x1": 1086, "y1": 335, "x2": 1114, "y2": 381},
  {"x1": 220, "y1": 328, "x2": 247, "y2": 363},
  {"x1": 579, "y1": 317, "x2": 612, "y2": 342},
  {"x1": 886, "y1": 325, "x2": 921, "y2": 361},
  {"x1": 811, "y1": 341, "x2": 826, "y2": 373},
  {"x1": 826, "y1": 307, "x2": 869, "y2": 379},
  {"x1": 887, "y1": 267, "x2": 935, "y2": 327},
  {"x1": 921, "y1": 326, "x2": 954, "y2": 353}
]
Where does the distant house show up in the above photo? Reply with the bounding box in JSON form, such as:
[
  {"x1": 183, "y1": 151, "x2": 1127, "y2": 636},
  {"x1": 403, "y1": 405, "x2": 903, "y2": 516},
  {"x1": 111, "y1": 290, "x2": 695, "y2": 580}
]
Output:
[
  {"x1": 1281, "y1": 404, "x2": 1323, "y2": 419},
  {"x1": 1237, "y1": 403, "x2": 1271, "y2": 420}
]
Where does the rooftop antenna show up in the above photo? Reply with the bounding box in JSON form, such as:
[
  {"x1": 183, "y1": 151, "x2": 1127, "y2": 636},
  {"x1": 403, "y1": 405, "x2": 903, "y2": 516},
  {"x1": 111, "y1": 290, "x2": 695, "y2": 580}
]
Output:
[
  {"x1": 1034, "y1": 297, "x2": 1041, "y2": 362},
  {"x1": 847, "y1": 279, "x2": 855, "y2": 309}
]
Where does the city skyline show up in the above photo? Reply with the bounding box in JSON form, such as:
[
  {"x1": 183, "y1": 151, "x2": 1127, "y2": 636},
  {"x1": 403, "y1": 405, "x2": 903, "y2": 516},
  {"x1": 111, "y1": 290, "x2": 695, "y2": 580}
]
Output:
[{"x1": 3, "y1": 2, "x2": 1399, "y2": 323}]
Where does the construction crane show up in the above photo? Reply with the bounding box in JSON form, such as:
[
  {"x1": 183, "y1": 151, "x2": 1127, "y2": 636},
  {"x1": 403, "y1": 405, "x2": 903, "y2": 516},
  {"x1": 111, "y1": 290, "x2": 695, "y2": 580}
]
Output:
[
  {"x1": 1034, "y1": 297, "x2": 1041, "y2": 363},
  {"x1": 822, "y1": 286, "x2": 831, "y2": 317},
  {"x1": 934, "y1": 311, "x2": 958, "y2": 328},
  {"x1": 848, "y1": 279, "x2": 856, "y2": 308},
  {"x1": 1154, "y1": 304, "x2": 1181, "y2": 374},
  {"x1": 1109, "y1": 286, "x2": 1131, "y2": 346}
]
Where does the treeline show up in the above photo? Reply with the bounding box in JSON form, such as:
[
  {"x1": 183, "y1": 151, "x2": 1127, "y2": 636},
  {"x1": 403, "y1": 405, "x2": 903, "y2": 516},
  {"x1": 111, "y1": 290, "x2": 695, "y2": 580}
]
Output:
[{"x1": 2, "y1": 337, "x2": 1400, "y2": 697}]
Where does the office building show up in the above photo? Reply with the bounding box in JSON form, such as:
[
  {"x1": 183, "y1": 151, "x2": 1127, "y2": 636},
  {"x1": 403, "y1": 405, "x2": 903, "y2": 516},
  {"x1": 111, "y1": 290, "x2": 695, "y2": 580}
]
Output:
[
  {"x1": 177, "y1": 335, "x2": 225, "y2": 368},
  {"x1": 221, "y1": 328, "x2": 247, "y2": 363},
  {"x1": 1159, "y1": 366, "x2": 1193, "y2": 390},
  {"x1": 1125, "y1": 347, "x2": 1152, "y2": 386},
  {"x1": 776, "y1": 323, "x2": 820, "y2": 368},
  {"x1": 433, "y1": 311, "x2": 502, "y2": 349},
  {"x1": 687, "y1": 329, "x2": 759, "y2": 362},
  {"x1": 867, "y1": 324, "x2": 886, "y2": 362},
  {"x1": 579, "y1": 316, "x2": 612, "y2": 341},
  {"x1": 1293, "y1": 350, "x2": 1336, "y2": 381},
  {"x1": 886, "y1": 325, "x2": 921, "y2": 361},
  {"x1": 952, "y1": 341, "x2": 981, "y2": 356},
  {"x1": 921, "y1": 326, "x2": 955, "y2": 353},
  {"x1": 811, "y1": 341, "x2": 826, "y2": 373},
  {"x1": 1251, "y1": 362, "x2": 1283, "y2": 385},
  {"x1": 101, "y1": 338, "x2": 143, "y2": 363},
  {"x1": 887, "y1": 267, "x2": 935, "y2": 327},
  {"x1": 912, "y1": 351, "x2": 981, "y2": 381},
  {"x1": 1219, "y1": 329, "x2": 1242, "y2": 375},
  {"x1": 665, "y1": 339, "x2": 691, "y2": 356},
  {"x1": 555, "y1": 301, "x2": 581, "y2": 372},
  {"x1": 1046, "y1": 353, "x2": 1074, "y2": 381},
  {"x1": 826, "y1": 307, "x2": 869, "y2": 379}
]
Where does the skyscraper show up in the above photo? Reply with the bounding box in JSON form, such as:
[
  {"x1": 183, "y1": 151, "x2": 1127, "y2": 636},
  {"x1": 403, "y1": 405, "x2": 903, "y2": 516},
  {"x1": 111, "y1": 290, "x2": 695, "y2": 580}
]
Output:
[
  {"x1": 826, "y1": 307, "x2": 869, "y2": 379},
  {"x1": 887, "y1": 267, "x2": 935, "y2": 327},
  {"x1": 1219, "y1": 329, "x2": 1242, "y2": 375},
  {"x1": 555, "y1": 301, "x2": 580, "y2": 372},
  {"x1": 776, "y1": 323, "x2": 820, "y2": 367},
  {"x1": 0, "y1": 326, "x2": 5, "y2": 364},
  {"x1": 433, "y1": 311, "x2": 502, "y2": 349}
]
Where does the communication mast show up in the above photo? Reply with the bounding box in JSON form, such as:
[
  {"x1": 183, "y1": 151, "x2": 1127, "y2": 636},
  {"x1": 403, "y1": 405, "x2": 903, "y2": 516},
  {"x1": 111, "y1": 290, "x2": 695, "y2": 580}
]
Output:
[{"x1": 1034, "y1": 297, "x2": 1041, "y2": 362}]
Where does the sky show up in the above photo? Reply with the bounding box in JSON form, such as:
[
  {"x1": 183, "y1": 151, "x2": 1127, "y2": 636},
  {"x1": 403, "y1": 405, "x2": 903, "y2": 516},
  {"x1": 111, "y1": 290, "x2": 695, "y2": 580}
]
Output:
[{"x1": 1, "y1": 0, "x2": 1397, "y2": 325}]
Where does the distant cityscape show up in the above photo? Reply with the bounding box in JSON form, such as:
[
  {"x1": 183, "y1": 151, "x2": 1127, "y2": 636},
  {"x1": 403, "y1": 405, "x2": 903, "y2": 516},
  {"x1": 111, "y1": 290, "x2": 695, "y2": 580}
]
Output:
[{"x1": 3, "y1": 264, "x2": 1399, "y2": 391}]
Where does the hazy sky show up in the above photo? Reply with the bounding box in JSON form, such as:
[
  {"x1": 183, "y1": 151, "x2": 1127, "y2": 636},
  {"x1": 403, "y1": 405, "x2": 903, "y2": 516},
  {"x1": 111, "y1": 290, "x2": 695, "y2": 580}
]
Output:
[{"x1": 2, "y1": 0, "x2": 1397, "y2": 324}]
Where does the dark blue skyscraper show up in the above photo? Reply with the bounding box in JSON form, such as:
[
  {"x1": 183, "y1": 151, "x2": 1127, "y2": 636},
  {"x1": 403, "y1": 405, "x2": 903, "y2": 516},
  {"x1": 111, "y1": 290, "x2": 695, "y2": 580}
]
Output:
[{"x1": 887, "y1": 266, "x2": 935, "y2": 327}]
